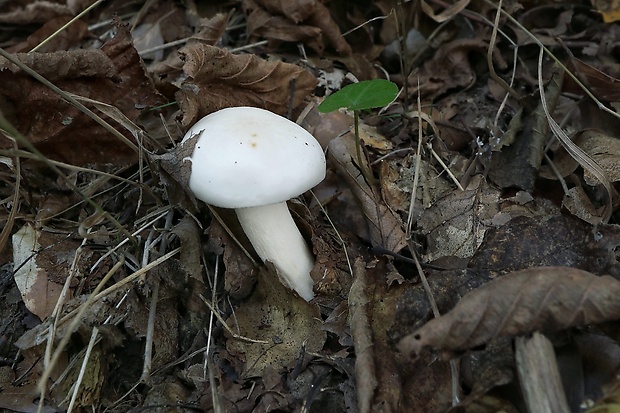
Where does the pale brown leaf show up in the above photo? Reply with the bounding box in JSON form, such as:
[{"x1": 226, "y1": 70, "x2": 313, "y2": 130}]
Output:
[
  {"x1": 398, "y1": 267, "x2": 620, "y2": 359},
  {"x1": 176, "y1": 44, "x2": 317, "y2": 127},
  {"x1": 328, "y1": 135, "x2": 407, "y2": 253},
  {"x1": 225, "y1": 266, "x2": 325, "y2": 377}
]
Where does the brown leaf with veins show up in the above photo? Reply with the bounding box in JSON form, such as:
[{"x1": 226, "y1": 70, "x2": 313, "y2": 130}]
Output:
[
  {"x1": 176, "y1": 44, "x2": 317, "y2": 127},
  {"x1": 243, "y1": 0, "x2": 352, "y2": 55},
  {"x1": 398, "y1": 267, "x2": 620, "y2": 359}
]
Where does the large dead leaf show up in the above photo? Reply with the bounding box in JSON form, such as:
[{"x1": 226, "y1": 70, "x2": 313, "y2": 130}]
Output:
[
  {"x1": 0, "y1": 21, "x2": 164, "y2": 165},
  {"x1": 468, "y1": 214, "x2": 620, "y2": 277},
  {"x1": 398, "y1": 267, "x2": 620, "y2": 358},
  {"x1": 225, "y1": 266, "x2": 326, "y2": 378},
  {"x1": 176, "y1": 43, "x2": 317, "y2": 127}
]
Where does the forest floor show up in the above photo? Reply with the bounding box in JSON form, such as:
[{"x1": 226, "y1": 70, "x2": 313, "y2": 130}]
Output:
[{"x1": 1, "y1": 0, "x2": 620, "y2": 412}]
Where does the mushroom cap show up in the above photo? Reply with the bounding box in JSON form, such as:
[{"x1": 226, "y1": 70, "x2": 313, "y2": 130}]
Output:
[{"x1": 183, "y1": 107, "x2": 326, "y2": 208}]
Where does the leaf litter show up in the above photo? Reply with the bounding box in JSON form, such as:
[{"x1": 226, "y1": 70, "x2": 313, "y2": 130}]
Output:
[{"x1": 1, "y1": 1, "x2": 620, "y2": 412}]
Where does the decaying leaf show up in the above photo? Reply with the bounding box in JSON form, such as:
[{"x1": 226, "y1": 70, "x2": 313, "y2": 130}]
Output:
[
  {"x1": 407, "y1": 38, "x2": 507, "y2": 100},
  {"x1": 8, "y1": 16, "x2": 89, "y2": 53},
  {"x1": 468, "y1": 214, "x2": 620, "y2": 277},
  {"x1": 563, "y1": 185, "x2": 606, "y2": 225},
  {"x1": 176, "y1": 43, "x2": 317, "y2": 127},
  {"x1": 243, "y1": 0, "x2": 352, "y2": 55},
  {"x1": 206, "y1": 217, "x2": 258, "y2": 300},
  {"x1": 541, "y1": 129, "x2": 620, "y2": 186},
  {"x1": 328, "y1": 134, "x2": 407, "y2": 253},
  {"x1": 418, "y1": 177, "x2": 501, "y2": 261},
  {"x1": 379, "y1": 154, "x2": 452, "y2": 215},
  {"x1": 398, "y1": 267, "x2": 620, "y2": 358},
  {"x1": 225, "y1": 266, "x2": 326, "y2": 377},
  {"x1": 565, "y1": 55, "x2": 620, "y2": 100},
  {"x1": 574, "y1": 130, "x2": 620, "y2": 185},
  {"x1": 0, "y1": 21, "x2": 164, "y2": 166}
]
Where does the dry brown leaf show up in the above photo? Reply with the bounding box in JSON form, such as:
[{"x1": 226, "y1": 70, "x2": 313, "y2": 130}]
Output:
[
  {"x1": 0, "y1": 21, "x2": 164, "y2": 166},
  {"x1": 8, "y1": 15, "x2": 89, "y2": 53},
  {"x1": 244, "y1": 0, "x2": 325, "y2": 54},
  {"x1": 418, "y1": 177, "x2": 501, "y2": 261},
  {"x1": 328, "y1": 134, "x2": 407, "y2": 253},
  {"x1": 575, "y1": 129, "x2": 620, "y2": 185},
  {"x1": 176, "y1": 43, "x2": 317, "y2": 127},
  {"x1": 408, "y1": 38, "x2": 506, "y2": 100},
  {"x1": 398, "y1": 267, "x2": 620, "y2": 359},
  {"x1": 243, "y1": 0, "x2": 352, "y2": 55},
  {"x1": 541, "y1": 129, "x2": 620, "y2": 184},
  {"x1": 562, "y1": 186, "x2": 606, "y2": 225},
  {"x1": 0, "y1": 2, "x2": 72, "y2": 24},
  {"x1": 564, "y1": 56, "x2": 620, "y2": 101},
  {"x1": 0, "y1": 50, "x2": 117, "y2": 81},
  {"x1": 206, "y1": 217, "x2": 258, "y2": 300},
  {"x1": 253, "y1": 0, "x2": 317, "y2": 22}
]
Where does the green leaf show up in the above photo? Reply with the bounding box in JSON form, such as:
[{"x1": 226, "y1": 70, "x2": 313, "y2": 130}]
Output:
[{"x1": 317, "y1": 79, "x2": 398, "y2": 113}]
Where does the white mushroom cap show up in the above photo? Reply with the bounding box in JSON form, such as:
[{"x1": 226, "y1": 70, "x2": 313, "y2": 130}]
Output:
[{"x1": 183, "y1": 107, "x2": 326, "y2": 208}]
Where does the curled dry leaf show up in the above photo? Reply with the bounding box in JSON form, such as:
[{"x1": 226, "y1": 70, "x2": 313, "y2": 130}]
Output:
[
  {"x1": 176, "y1": 44, "x2": 317, "y2": 127},
  {"x1": 328, "y1": 134, "x2": 407, "y2": 253},
  {"x1": 398, "y1": 267, "x2": 620, "y2": 359},
  {"x1": 0, "y1": 50, "x2": 117, "y2": 83}
]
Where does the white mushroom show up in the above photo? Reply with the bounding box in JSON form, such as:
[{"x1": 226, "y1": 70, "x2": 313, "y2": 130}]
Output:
[{"x1": 180, "y1": 107, "x2": 326, "y2": 301}]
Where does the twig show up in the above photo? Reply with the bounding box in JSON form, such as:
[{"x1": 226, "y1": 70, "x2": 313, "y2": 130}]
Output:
[{"x1": 515, "y1": 332, "x2": 570, "y2": 413}]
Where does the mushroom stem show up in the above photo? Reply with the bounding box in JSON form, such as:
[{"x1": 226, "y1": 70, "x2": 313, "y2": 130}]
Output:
[{"x1": 235, "y1": 202, "x2": 315, "y2": 301}]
